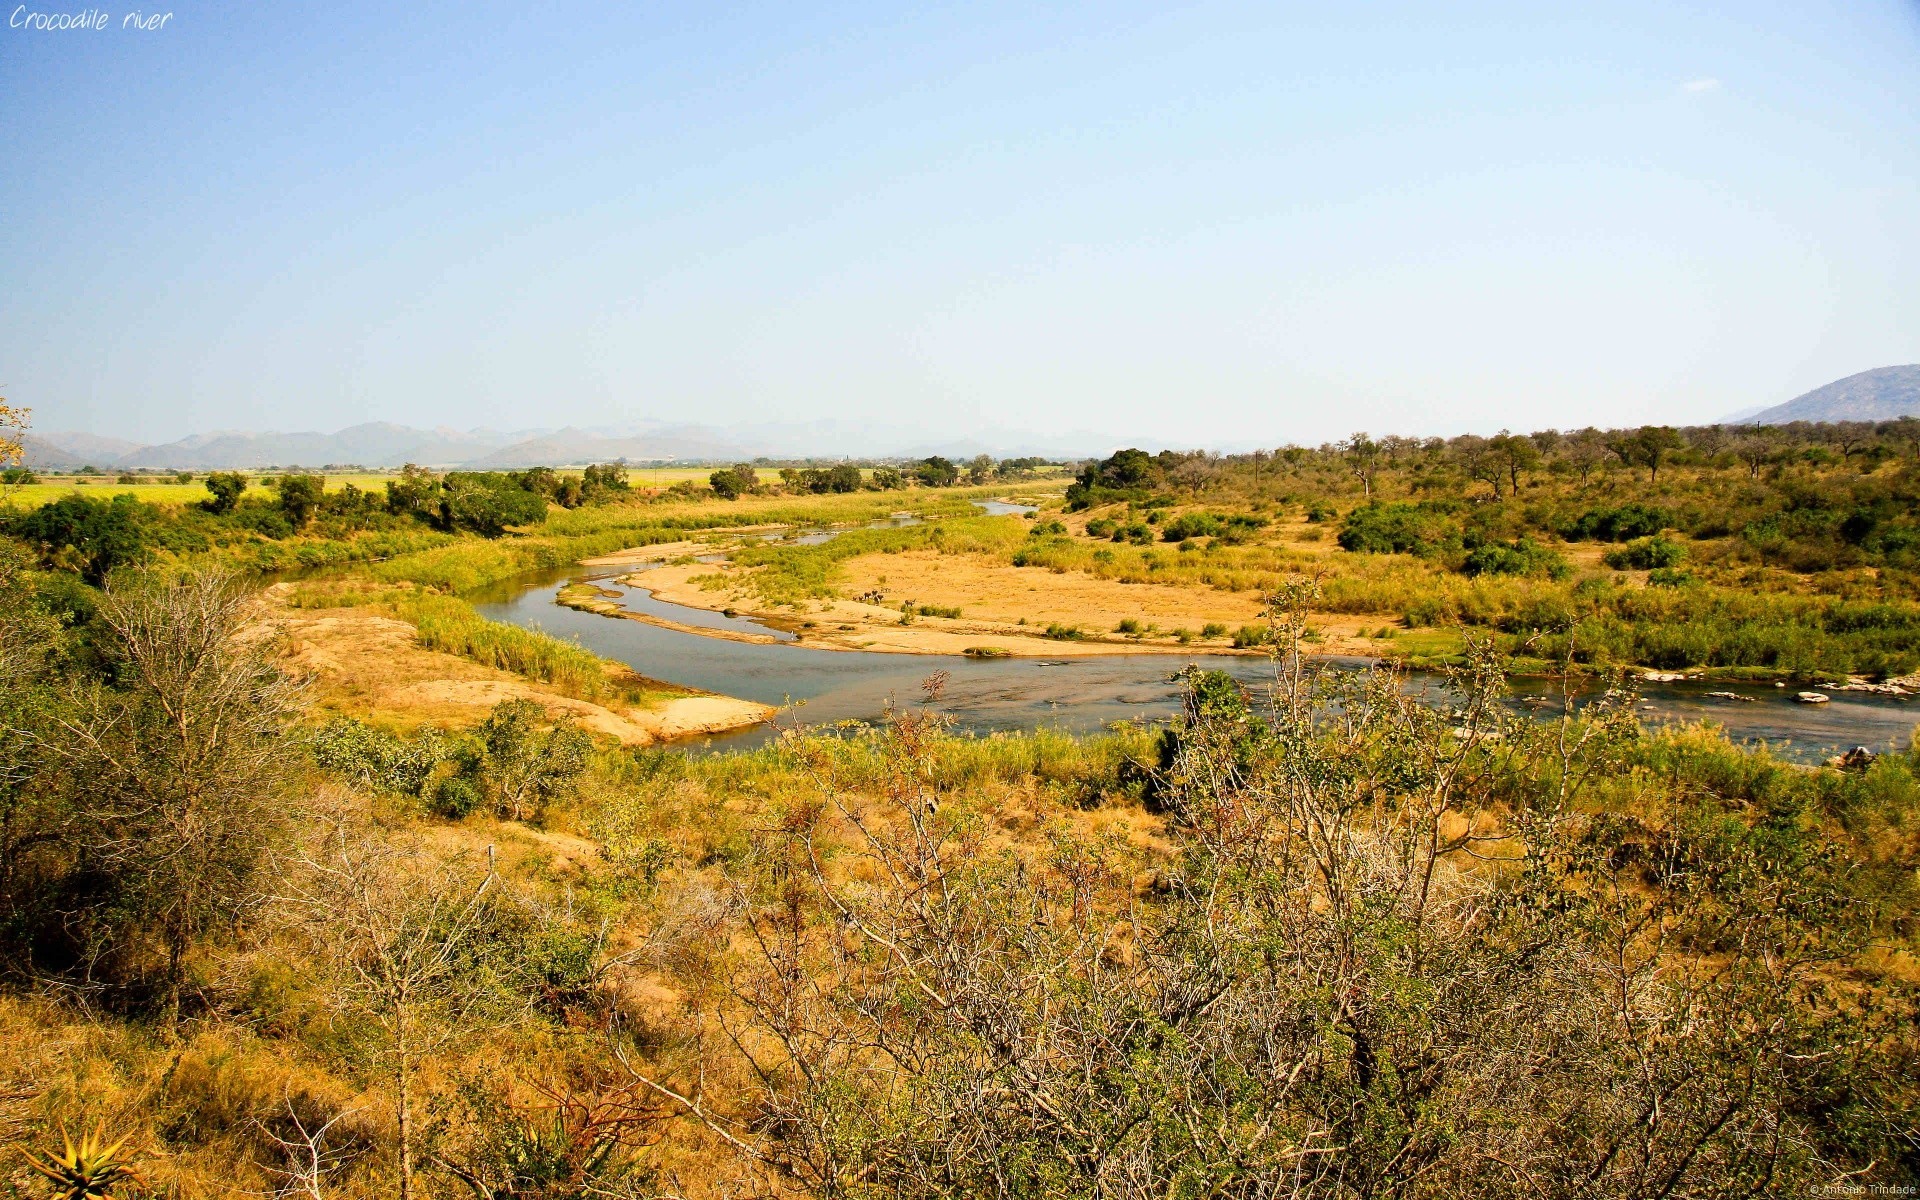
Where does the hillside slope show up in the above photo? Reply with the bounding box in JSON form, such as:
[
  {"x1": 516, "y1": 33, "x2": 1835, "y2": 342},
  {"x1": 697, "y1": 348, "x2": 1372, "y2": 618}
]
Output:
[{"x1": 1742, "y1": 365, "x2": 1920, "y2": 424}]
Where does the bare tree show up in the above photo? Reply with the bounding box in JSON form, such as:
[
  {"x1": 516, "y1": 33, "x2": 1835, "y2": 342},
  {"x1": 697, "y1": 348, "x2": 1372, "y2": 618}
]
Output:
[
  {"x1": 254, "y1": 1091, "x2": 364, "y2": 1200},
  {"x1": 59, "y1": 568, "x2": 300, "y2": 1017},
  {"x1": 633, "y1": 598, "x2": 1901, "y2": 1197},
  {"x1": 286, "y1": 815, "x2": 519, "y2": 1200}
]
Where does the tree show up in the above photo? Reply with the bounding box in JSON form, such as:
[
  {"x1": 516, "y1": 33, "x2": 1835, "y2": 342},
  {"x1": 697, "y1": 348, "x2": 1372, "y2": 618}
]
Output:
[
  {"x1": 708, "y1": 469, "x2": 746, "y2": 500},
  {"x1": 275, "y1": 473, "x2": 325, "y2": 529},
  {"x1": 967, "y1": 454, "x2": 995, "y2": 485},
  {"x1": 1881, "y1": 416, "x2": 1920, "y2": 462},
  {"x1": 0, "y1": 394, "x2": 26, "y2": 470},
  {"x1": 1343, "y1": 431, "x2": 1382, "y2": 499},
  {"x1": 290, "y1": 819, "x2": 517, "y2": 1200},
  {"x1": 60, "y1": 569, "x2": 299, "y2": 1018},
  {"x1": 1451, "y1": 434, "x2": 1504, "y2": 497},
  {"x1": 1488, "y1": 429, "x2": 1542, "y2": 493},
  {"x1": 1562, "y1": 428, "x2": 1607, "y2": 484},
  {"x1": 581, "y1": 463, "x2": 630, "y2": 501},
  {"x1": 1628, "y1": 425, "x2": 1686, "y2": 483},
  {"x1": 650, "y1": 617, "x2": 1902, "y2": 1197},
  {"x1": 13, "y1": 493, "x2": 152, "y2": 583},
  {"x1": 439, "y1": 473, "x2": 548, "y2": 536},
  {"x1": 465, "y1": 699, "x2": 591, "y2": 822},
  {"x1": 202, "y1": 471, "x2": 249, "y2": 515},
  {"x1": 915, "y1": 457, "x2": 959, "y2": 487},
  {"x1": 386, "y1": 464, "x2": 441, "y2": 520},
  {"x1": 1734, "y1": 435, "x2": 1776, "y2": 480}
]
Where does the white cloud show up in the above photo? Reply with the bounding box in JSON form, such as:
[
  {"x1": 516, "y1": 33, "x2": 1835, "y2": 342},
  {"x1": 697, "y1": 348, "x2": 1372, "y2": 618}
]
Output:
[{"x1": 1683, "y1": 77, "x2": 1721, "y2": 92}]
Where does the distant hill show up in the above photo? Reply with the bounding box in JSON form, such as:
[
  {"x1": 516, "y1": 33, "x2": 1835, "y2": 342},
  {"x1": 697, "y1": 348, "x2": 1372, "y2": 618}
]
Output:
[
  {"x1": 463, "y1": 426, "x2": 748, "y2": 468},
  {"x1": 12, "y1": 419, "x2": 1123, "y2": 469},
  {"x1": 120, "y1": 422, "x2": 520, "y2": 470},
  {"x1": 1740, "y1": 365, "x2": 1920, "y2": 425},
  {"x1": 36, "y1": 431, "x2": 148, "y2": 462},
  {"x1": 18, "y1": 434, "x2": 87, "y2": 471}
]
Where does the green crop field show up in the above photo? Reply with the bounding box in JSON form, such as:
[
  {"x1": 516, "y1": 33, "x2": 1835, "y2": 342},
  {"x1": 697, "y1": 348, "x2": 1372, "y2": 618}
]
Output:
[{"x1": 2, "y1": 467, "x2": 723, "y2": 509}]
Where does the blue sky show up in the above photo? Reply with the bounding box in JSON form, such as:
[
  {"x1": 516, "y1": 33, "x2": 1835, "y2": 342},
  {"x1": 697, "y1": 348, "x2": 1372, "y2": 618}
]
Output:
[{"x1": 3, "y1": 0, "x2": 1917, "y2": 446}]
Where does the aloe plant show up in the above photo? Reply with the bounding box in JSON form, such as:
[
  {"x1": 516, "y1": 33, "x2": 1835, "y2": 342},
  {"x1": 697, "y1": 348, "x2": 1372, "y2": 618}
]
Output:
[{"x1": 26, "y1": 1126, "x2": 146, "y2": 1199}]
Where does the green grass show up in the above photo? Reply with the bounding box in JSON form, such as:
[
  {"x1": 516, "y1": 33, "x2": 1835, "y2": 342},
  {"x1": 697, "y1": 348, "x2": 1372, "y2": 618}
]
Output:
[
  {"x1": 286, "y1": 580, "x2": 680, "y2": 706},
  {"x1": 695, "y1": 513, "x2": 1030, "y2": 606}
]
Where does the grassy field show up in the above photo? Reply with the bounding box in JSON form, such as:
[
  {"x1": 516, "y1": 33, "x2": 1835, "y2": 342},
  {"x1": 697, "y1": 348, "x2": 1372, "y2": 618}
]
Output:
[{"x1": 4, "y1": 467, "x2": 723, "y2": 508}]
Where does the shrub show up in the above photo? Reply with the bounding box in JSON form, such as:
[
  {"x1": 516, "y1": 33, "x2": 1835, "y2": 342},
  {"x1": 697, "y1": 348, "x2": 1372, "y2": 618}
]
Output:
[
  {"x1": 1565, "y1": 502, "x2": 1667, "y2": 541},
  {"x1": 1043, "y1": 623, "x2": 1085, "y2": 641},
  {"x1": 1233, "y1": 623, "x2": 1273, "y2": 648},
  {"x1": 308, "y1": 716, "x2": 447, "y2": 797},
  {"x1": 1161, "y1": 512, "x2": 1225, "y2": 541},
  {"x1": 1338, "y1": 502, "x2": 1456, "y2": 556},
  {"x1": 1606, "y1": 535, "x2": 1687, "y2": 570},
  {"x1": 1461, "y1": 538, "x2": 1571, "y2": 579},
  {"x1": 1116, "y1": 618, "x2": 1145, "y2": 635},
  {"x1": 1201, "y1": 622, "x2": 1229, "y2": 639}
]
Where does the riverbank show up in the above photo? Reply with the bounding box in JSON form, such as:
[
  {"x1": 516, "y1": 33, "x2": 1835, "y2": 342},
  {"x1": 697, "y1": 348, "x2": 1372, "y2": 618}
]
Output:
[
  {"x1": 266, "y1": 586, "x2": 774, "y2": 743},
  {"x1": 573, "y1": 530, "x2": 1403, "y2": 658}
]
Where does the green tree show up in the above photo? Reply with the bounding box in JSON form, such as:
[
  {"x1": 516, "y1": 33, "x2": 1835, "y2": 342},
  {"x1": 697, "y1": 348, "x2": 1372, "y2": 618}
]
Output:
[
  {"x1": 276, "y1": 473, "x2": 325, "y2": 528},
  {"x1": 202, "y1": 471, "x2": 248, "y2": 515},
  {"x1": 440, "y1": 473, "x2": 548, "y2": 536},
  {"x1": 386, "y1": 463, "x2": 442, "y2": 520},
  {"x1": 915, "y1": 457, "x2": 959, "y2": 487},
  {"x1": 1628, "y1": 425, "x2": 1686, "y2": 482},
  {"x1": 709, "y1": 468, "x2": 746, "y2": 500},
  {"x1": 12, "y1": 493, "x2": 152, "y2": 583},
  {"x1": 1487, "y1": 429, "x2": 1541, "y2": 492}
]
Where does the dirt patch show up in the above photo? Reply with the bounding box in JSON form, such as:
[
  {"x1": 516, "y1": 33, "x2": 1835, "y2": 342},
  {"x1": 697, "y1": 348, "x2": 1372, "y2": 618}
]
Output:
[
  {"x1": 267, "y1": 591, "x2": 771, "y2": 743},
  {"x1": 619, "y1": 555, "x2": 1392, "y2": 657}
]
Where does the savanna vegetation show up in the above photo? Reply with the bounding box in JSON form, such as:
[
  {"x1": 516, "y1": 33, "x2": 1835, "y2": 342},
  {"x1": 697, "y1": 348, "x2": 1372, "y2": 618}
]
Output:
[
  {"x1": 0, "y1": 556, "x2": 1913, "y2": 1197},
  {"x1": 0, "y1": 407, "x2": 1917, "y2": 1196},
  {"x1": 1024, "y1": 420, "x2": 1920, "y2": 679}
]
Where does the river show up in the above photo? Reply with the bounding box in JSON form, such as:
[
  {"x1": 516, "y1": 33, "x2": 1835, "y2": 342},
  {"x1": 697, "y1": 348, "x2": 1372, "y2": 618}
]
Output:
[{"x1": 467, "y1": 503, "x2": 1918, "y2": 762}]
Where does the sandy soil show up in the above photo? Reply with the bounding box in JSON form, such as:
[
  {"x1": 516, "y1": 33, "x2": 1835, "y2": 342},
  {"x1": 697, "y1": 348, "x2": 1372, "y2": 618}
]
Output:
[
  {"x1": 264, "y1": 591, "x2": 772, "y2": 743},
  {"x1": 621, "y1": 554, "x2": 1390, "y2": 657}
]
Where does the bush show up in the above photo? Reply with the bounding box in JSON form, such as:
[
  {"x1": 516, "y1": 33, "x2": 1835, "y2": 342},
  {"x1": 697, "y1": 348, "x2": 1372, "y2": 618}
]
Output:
[
  {"x1": 1338, "y1": 502, "x2": 1456, "y2": 556},
  {"x1": 1201, "y1": 622, "x2": 1229, "y2": 639},
  {"x1": 1565, "y1": 502, "x2": 1666, "y2": 541},
  {"x1": 1043, "y1": 623, "x2": 1085, "y2": 641},
  {"x1": 1232, "y1": 623, "x2": 1273, "y2": 648},
  {"x1": 9, "y1": 493, "x2": 155, "y2": 582},
  {"x1": 1461, "y1": 538, "x2": 1571, "y2": 579},
  {"x1": 1606, "y1": 535, "x2": 1687, "y2": 570},
  {"x1": 308, "y1": 716, "x2": 447, "y2": 797}
]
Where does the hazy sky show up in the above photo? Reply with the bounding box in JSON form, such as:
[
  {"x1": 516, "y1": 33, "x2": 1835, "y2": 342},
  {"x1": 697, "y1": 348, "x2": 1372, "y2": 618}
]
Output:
[{"x1": 4, "y1": 1, "x2": 1917, "y2": 447}]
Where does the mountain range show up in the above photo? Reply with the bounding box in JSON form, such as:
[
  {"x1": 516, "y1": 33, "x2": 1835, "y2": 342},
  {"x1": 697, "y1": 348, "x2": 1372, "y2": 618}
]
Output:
[
  {"x1": 18, "y1": 419, "x2": 1129, "y2": 471},
  {"x1": 1737, "y1": 365, "x2": 1920, "y2": 425}
]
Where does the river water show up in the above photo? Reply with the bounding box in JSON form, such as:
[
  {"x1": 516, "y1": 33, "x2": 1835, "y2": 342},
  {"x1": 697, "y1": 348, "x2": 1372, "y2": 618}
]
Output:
[{"x1": 467, "y1": 503, "x2": 1919, "y2": 762}]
